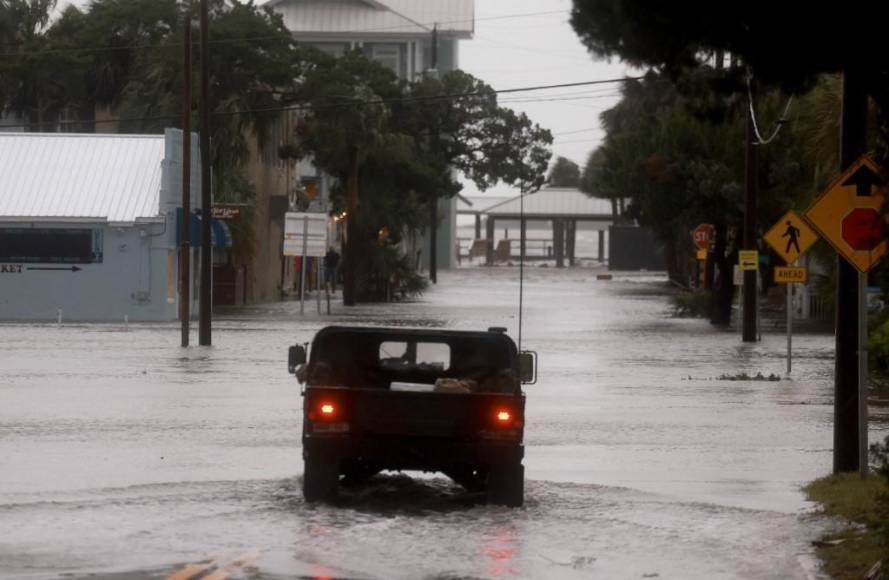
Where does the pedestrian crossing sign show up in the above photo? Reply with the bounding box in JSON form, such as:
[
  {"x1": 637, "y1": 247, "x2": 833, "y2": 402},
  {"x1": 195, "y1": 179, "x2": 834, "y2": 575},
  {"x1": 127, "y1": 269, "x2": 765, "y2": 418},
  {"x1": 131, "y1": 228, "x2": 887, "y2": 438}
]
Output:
[{"x1": 763, "y1": 210, "x2": 818, "y2": 265}]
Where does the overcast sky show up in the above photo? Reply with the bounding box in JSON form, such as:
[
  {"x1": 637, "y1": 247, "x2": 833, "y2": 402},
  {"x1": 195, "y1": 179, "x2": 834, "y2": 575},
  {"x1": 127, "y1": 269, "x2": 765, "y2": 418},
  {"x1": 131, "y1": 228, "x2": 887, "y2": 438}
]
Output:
[{"x1": 458, "y1": 0, "x2": 630, "y2": 195}]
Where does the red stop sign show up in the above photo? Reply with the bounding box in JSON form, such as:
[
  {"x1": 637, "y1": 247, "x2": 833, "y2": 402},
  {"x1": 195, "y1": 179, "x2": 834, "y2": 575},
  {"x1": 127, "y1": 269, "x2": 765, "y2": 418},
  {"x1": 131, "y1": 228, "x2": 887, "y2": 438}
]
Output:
[
  {"x1": 692, "y1": 224, "x2": 715, "y2": 250},
  {"x1": 841, "y1": 207, "x2": 884, "y2": 251}
]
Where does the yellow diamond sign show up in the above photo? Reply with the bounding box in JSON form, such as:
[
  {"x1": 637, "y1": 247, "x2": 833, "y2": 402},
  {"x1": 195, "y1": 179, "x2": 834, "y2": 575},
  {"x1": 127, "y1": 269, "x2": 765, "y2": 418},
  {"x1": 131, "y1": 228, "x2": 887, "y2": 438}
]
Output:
[
  {"x1": 763, "y1": 210, "x2": 819, "y2": 265},
  {"x1": 805, "y1": 156, "x2": 889, "y2": 273}
]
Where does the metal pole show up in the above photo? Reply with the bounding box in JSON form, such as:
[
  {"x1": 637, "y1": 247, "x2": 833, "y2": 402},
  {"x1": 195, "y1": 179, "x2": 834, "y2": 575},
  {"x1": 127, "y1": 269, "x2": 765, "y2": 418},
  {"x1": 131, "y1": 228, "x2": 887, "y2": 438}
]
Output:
[
  {"x1": 859, "y1": 271, "x2": 869, "y2": 479},
  {"x1": 316, "y1": 255, "x2": 322, "y2": 314},
  {"x1": 300, "y1": 216, "x2": 308, "y2": 314},
  {"x1": 180, "y1": 7, "x2": 192, "y2": 348},
  {"x1": 198, "y1": 0, "x2": 211, "y2": 346},
  {"x1": 787, "y1": 282, "x2": 792, "y2": 375}
]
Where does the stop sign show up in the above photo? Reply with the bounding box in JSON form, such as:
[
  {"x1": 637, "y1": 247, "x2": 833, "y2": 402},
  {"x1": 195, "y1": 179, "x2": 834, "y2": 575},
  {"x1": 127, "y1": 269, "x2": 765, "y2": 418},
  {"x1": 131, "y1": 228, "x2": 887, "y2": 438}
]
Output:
[
  {"x1": 692, "y1": 224, "x2": 715, "y2": 250},
  {"x1": 841, "y1": 207, "x2": 884, "y2": 251}
]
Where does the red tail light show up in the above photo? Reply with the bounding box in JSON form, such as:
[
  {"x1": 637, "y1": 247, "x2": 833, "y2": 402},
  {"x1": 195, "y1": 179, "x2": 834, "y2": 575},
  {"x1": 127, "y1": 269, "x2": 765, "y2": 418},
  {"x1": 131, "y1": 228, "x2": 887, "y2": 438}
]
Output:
[
  {"x1": 320, "y1": 403, "x2": 335, "y2": 415},
  {"x1": 496, "y1": 410, "x2": 511, "y2": 423}
]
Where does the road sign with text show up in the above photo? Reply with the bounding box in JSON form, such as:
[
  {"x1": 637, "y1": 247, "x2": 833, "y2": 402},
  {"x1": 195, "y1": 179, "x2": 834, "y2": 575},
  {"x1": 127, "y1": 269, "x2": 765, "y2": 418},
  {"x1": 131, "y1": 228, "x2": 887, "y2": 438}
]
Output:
[
  {"x1": 774, "y1": 266, "x2": 808, "y2": 284},
  {"x1": 692, "y1": 223, "x2": 715, "y2": 251}
]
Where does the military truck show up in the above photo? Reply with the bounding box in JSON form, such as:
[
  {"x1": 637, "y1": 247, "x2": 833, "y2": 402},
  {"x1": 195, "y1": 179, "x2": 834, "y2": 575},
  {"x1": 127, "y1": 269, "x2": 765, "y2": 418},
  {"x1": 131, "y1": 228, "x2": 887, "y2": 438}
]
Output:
[{"x1": 288, "y1": 326, "x2": 536, "y2": 507}]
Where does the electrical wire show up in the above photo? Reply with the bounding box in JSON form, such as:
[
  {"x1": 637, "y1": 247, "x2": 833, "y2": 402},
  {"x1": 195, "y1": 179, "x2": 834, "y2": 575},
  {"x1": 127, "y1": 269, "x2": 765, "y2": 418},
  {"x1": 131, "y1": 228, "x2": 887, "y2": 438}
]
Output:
[
  {"x1": 747, "y1": 75, "x2": 793, "y2": 146},
  {"x1": 0, "y1": 77, "x2": 640, "y2": 131}
]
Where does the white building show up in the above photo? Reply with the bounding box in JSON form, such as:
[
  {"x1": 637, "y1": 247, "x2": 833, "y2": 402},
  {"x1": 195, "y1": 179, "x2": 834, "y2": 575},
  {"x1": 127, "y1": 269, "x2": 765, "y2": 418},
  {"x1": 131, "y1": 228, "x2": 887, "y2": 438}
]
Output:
[
  {"x1": 267, "y1": 0, "x2": 475, "y2": 271},
  {"x1": 0, "y1": 130, "x2": 228, "y2": 322}
]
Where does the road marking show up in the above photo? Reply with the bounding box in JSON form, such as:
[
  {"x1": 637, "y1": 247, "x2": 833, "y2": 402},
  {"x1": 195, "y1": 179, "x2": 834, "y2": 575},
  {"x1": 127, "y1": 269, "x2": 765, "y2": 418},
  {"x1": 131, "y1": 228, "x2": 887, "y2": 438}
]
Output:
[
  {"x1": 202, "y1": 552, "x2": 260, "y2": 580},
  {"x1": 167, "y1": 561, "x2": 217, "y2": 580}
]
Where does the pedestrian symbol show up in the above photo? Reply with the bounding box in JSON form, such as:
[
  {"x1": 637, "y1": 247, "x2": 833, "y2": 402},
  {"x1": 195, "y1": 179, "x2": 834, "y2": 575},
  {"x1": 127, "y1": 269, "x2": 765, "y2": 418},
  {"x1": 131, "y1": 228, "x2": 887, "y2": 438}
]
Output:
[
  {"x1": 763, "y1": 210, "x2": 818, "y2": 265},
  {"x1": 783, "y1": 221, "x2": 801, "y2": 255}
]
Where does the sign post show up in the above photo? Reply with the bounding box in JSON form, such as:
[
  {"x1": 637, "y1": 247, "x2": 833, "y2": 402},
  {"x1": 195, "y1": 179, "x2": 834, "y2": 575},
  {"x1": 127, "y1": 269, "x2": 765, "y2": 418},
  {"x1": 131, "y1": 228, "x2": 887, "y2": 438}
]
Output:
[
  {"x1": 805, "y1": 155, "x2": 889, "y2": 478},
  {"x1": 284, "y1": 212, "x2": 328, "y2": 316},
  {"x1": 764, "y1": 210, "x2": 819, "y2": 375}
]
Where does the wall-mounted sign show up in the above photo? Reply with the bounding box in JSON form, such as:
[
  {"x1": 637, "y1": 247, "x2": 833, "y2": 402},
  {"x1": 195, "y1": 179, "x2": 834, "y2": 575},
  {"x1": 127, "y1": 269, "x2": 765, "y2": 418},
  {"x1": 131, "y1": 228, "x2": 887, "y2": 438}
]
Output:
[{"x1": 211, "y1": 205, "x2": 243, "y2": 220}]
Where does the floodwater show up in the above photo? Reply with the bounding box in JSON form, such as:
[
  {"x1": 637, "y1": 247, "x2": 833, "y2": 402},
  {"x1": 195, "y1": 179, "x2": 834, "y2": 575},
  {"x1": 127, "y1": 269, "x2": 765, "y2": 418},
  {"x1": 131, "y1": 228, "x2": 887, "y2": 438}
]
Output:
[{"x1": 1, "y1": 266, "x2": 885, "y2": 579}]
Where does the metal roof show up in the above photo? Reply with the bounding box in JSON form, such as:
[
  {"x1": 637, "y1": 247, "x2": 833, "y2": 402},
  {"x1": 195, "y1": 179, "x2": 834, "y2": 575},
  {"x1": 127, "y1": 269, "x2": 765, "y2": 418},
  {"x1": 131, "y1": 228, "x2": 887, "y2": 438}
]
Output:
[
  {"x1": 483, "y1": 187, "x2": 615, "y2": 219},
  {"x1": 0, "y1": 133, "x2": 165, "y2": 223},
  {"x1": 268, "y1": 0, "x2": 474, "y2": 38}
]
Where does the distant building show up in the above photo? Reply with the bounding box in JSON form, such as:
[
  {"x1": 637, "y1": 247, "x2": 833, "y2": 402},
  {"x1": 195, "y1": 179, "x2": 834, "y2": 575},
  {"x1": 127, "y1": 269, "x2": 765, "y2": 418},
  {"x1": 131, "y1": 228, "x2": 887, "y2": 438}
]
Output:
[
  {"x1": 0, "y1": 130, "x2": 230, "y2": 322},
  {"x1": 267, "y1": 0, "x2": 475, "y2": 272}
]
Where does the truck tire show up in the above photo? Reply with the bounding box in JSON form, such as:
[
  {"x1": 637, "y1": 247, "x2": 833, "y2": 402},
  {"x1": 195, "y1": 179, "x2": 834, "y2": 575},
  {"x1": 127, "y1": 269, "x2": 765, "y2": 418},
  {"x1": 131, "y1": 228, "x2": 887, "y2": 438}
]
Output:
[
  {"x1": 487, "y1": 462, "x2": 524, "y2": 507},
  {"x1": 303, "y1": 456, "x2": 339, "y2": 502}
]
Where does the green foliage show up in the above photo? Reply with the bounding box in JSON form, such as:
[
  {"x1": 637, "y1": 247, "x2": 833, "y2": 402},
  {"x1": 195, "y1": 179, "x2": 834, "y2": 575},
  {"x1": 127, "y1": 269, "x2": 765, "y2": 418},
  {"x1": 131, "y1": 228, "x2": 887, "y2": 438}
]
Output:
[
  {"x1": 670, "y1": 291, "x2": 709, "y2": 318},
  {"x1": 291, "y1": 61, "x2": 552, "y2": 302},
  {"x1": 569, "y1": 0, "x2": 889, "y2": 94},
  {"x1": 547, "y1": 156, "x2": 581, "y2": 187}
]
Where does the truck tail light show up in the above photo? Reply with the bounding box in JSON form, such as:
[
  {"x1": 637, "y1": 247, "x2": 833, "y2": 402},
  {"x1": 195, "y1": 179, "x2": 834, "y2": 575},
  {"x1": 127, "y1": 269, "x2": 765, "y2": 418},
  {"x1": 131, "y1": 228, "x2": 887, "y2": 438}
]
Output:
[
  {"x1": 308, "y1": 401, "x2": 339, "y2": 422},
  {"x1": 496, "y1": 410, "x2": 511, "y2": 423}
]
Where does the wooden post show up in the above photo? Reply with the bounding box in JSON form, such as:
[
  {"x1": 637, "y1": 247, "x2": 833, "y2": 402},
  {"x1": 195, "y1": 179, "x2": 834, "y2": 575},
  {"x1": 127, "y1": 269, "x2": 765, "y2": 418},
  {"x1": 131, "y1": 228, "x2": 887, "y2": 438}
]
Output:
[
  {"x1": 486, "y1": 217, "x2": 495, "y2": 266},
  {"x1": 553, "y1": 219, "x2": 564, "y2": 268},
  {"x1": 567, "y1": 220, "x2": 577, "y2": 266}
]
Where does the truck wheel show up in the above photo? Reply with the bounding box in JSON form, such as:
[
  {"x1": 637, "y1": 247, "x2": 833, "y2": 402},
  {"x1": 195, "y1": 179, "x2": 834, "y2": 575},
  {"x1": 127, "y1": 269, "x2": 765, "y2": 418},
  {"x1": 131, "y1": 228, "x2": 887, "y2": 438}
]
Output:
[
  {"x1": 487, "y1": 462, "x2": 524, "y2": 507},
  {"x1": 303, "y1": 456, "x2": 339, "y2": 502}
]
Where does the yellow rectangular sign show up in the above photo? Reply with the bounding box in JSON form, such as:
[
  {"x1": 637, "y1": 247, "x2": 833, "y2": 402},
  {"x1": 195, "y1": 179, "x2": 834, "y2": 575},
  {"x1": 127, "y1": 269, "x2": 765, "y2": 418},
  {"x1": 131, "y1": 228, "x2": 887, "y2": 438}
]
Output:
[
  {"x1": 739, "y1": 250, "x2": 758, "y2": 271},
  {"x1": 696, "y1": 249, "x2": 708, "y2": 260},
  {"x1": 774, "y1": 266, "x2": 808, "y2": 284}
]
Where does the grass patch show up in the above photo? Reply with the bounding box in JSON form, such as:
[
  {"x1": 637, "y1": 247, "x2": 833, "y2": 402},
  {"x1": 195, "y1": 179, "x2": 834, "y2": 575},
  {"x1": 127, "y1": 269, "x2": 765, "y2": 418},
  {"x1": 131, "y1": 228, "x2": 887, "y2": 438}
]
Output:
[{"x1": 804, "y1": 473, "x2": 889, "y2": 579}]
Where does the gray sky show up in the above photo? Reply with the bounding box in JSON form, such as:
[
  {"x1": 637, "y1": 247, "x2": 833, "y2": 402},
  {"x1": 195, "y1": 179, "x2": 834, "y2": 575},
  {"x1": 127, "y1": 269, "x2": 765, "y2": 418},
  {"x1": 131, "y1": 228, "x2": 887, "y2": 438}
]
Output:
[
  {"x1": 458, "y1": 0, "x2": 630, "y2": 195},
  {"x1": 462, "y1": 0, "x2": 627, "y2": 167}
]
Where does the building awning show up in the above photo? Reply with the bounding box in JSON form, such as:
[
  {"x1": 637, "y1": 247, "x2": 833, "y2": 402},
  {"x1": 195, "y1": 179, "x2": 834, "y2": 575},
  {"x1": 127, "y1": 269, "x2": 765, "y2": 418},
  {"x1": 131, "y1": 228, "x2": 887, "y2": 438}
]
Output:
[{"x1": 175, "y1": 209, "x2": 232, "y2": 248}]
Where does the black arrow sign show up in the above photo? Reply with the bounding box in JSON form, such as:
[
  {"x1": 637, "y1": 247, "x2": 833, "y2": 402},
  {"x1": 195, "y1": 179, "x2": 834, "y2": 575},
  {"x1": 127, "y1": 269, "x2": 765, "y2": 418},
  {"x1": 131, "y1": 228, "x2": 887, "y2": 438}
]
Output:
[
  {"x1": 842, "y1": 164, "x2": 886, "y2": 197},
  {"x1": 26, "y1": 266, "x2": 82, "y2": 272}
]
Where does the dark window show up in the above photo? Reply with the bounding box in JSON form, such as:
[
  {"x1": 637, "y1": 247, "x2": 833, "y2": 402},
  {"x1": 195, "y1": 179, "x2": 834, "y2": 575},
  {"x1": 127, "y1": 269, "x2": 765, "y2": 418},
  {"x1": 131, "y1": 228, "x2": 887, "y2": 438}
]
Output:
[{"x1": 0, "y1": 228, "x2": 103, "y2": 263}]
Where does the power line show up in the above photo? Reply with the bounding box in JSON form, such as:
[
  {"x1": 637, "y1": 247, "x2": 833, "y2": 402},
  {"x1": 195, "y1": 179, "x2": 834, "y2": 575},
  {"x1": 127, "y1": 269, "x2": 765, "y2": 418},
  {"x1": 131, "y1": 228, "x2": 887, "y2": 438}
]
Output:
[
  {"x1": 0, "y1": 77, "x2": 639, "y2": 130},
  {"x1": 0, "y1": 9, "x2": 570, "y2": 58}
]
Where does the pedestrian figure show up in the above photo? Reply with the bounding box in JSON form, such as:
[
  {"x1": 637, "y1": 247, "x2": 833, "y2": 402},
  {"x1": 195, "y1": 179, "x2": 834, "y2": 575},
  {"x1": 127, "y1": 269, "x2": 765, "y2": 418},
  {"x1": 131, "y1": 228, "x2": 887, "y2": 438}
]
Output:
[
  {"x1": 323, "y1": 247, "x2": 340, "y2": 292},
  {"x1": 782, "y1": 221, "x2": 801, "y2": 254}
]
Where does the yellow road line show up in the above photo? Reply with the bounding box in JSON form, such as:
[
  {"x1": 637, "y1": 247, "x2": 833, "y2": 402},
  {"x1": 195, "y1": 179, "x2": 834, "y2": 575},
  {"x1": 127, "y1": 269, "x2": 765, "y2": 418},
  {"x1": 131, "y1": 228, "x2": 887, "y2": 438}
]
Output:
[
  {"x1": 202, "y1": 552, "x2": 260, "y2": 580},
  {"x1": 166, "y1": 561, "x2": 217, "y2": 580}
]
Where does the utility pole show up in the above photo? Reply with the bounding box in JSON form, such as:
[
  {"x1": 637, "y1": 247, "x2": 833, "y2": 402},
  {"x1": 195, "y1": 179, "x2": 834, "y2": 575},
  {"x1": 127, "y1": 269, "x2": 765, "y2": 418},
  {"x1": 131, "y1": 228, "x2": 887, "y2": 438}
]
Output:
[
  {"x1": 198, "y1": 0, "x2": 212, "y2": 346},
  {"x1": 180, "y1": 5, "x2": 192, "y2": 348},
  {"x1": 834, "y1": 68, "x2": 868, "y2": 473},
  {"x1": 428, "y1": 23, "x2": 439, "y2": 284},
  {"x1": 742, "y1": 83, "x2": 758, "y2": 342}
]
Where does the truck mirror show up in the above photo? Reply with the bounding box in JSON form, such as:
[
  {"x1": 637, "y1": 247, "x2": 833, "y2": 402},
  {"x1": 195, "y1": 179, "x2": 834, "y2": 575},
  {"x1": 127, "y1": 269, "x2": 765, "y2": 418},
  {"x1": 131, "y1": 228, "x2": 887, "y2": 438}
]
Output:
[
  {"x1": 518, "y1": 351, "x2": 537, "y2": 384},
  {"x1": 288, "y1": 345, "x2": 307, "y2": 374}
]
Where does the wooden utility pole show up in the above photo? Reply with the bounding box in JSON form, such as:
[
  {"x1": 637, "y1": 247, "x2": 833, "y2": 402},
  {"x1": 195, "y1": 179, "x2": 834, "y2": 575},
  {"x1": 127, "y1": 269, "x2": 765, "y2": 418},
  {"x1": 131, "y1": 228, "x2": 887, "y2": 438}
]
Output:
[
  {"x1": 428, "y1": 24, "x2": 439, "y2": 284},
  {"x1": 834, "y1": 69, "x2": 868, "y2": 473},
  {"x1": 179, "y1": 6, "x2": 192, "y2": 348},
  {"x1": 742, "y1": 85, "x2": 759, "y2": 342},
  {"x1": 198, "y1": 0, "x2": 212, "y2": 346}
]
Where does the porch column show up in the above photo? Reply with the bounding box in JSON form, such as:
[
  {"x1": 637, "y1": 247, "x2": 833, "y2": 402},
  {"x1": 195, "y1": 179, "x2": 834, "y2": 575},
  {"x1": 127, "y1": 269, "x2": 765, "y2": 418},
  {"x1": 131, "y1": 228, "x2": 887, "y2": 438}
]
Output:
[
  {"x1": 475, "y1": 213, "x2": 481, "y2": 239},
  {"x1": 486, "y1": 217, "x2": 495, "y2": 266},
  {"x1": 553, "y1": 219, "x2": 565, "y2": 268},
  {"x1": 567, "y1": 220, "x2": 577, "y2": 267},
  {"x1": 598, "y1": 229, "x2": 605, "y2": 263},
  {"x1": 519, "y1": 218, "x2": 527, "y2": 263}
]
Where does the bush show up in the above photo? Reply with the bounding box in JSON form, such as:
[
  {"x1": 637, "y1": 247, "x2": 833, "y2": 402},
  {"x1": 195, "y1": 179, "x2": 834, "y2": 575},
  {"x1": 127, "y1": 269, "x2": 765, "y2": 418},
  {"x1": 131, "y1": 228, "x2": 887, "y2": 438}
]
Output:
[{"x1": 671, "y1": 291, "x2": 710, "y2": 318}]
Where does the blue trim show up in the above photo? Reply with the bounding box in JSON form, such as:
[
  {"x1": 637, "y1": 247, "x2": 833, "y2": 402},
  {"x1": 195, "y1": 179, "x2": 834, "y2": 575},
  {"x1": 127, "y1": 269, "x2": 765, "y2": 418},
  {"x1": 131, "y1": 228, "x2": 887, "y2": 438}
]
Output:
[{"x1": 175, "y1": 209, "x2": 232, "y2": 248}]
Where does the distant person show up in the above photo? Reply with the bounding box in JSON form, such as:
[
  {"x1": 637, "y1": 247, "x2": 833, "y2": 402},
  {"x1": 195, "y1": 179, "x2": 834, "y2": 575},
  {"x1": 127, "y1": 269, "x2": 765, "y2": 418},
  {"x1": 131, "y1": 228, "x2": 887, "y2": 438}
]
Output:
[
  {"x1": 782, "y1": 221, "x2": 801, "y2": 254},
  {"x1": 323, "y1": 247, "x2": 340, "y2": 292}
]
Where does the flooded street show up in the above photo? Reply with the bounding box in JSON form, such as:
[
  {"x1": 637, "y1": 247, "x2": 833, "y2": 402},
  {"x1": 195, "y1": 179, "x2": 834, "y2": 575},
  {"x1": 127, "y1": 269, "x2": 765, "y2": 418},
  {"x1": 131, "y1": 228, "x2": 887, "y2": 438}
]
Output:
[{"x1": 1, "y1": 267, "x2": 885, "y2": 579}]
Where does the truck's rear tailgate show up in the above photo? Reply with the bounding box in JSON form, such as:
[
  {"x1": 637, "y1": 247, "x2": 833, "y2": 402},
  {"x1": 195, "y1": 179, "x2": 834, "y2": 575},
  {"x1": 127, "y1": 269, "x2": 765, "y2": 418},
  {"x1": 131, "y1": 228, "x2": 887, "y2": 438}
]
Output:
[{"x1": 305, "y1": 387, "x2": 522, "y2": 438}]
